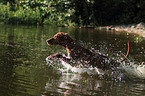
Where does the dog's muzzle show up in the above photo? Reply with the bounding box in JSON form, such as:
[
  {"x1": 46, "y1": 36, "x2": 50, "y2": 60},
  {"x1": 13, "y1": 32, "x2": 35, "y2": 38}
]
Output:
[{"x1": 46, "y1": 39, "x2": 51, "y2": 45}]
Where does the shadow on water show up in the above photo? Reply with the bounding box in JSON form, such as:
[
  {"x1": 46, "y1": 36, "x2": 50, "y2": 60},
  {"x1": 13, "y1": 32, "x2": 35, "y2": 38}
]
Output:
[{"x1": 0, "y1": 24, "x2": 145, "y2": 96}]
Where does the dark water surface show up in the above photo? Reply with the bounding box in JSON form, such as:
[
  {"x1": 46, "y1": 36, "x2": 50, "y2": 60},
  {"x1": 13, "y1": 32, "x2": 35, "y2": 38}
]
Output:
[{"x1": 0, "y1": 24, "x2": 145, "y2": 96}]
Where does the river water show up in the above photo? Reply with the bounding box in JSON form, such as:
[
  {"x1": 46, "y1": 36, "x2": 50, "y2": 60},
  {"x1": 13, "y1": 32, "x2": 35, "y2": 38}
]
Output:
[{"x1": 0, "y1": 24, "x2": 145, "y2": 96}]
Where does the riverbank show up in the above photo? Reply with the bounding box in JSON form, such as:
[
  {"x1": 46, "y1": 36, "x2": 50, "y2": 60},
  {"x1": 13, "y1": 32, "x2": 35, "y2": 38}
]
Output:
[{"x1": 97, "y1": 22, "x2": 145, "y2": 37}]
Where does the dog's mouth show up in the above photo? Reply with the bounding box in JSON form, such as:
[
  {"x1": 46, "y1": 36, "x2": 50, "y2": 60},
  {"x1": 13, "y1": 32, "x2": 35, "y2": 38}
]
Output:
[{"x1": 47, "y1": 41, "x2": 51, "y2": 45}]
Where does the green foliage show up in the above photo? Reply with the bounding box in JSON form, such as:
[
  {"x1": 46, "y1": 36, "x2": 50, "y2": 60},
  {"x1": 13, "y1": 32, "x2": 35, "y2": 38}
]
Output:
[
  {"x1": 8, "y1": 6, "x2": 42, "y2": 24},
  {"x1": 0, "y1": 0, "x2": 145, "y2": 26},
  {"x1": 0, "y1": 0, "x2": 76, "y2": 26},
  {"x1": 0, "y1": 2, "x2": 11, "y2": 22}
]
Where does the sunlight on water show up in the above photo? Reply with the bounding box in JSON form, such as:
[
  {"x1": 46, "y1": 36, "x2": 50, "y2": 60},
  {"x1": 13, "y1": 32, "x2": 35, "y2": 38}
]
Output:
[{"x1": 98, "y1": 22, "x2": 145, "y2": 37}]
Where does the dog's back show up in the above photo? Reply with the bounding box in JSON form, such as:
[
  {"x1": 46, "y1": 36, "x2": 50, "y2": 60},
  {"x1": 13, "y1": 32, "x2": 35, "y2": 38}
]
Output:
[{"x1": 69, "y1": 44, "x2": 120, "y2": 70}]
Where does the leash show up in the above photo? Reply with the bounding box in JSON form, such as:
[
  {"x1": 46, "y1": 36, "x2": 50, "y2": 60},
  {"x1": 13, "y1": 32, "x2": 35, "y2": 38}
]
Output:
[{"x1": 120, "y1": 41, "x2": 129, "y2": 62}]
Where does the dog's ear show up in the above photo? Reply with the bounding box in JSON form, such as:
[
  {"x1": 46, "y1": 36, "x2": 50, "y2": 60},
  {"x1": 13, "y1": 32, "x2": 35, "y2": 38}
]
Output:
[{"x1": 60, "y1": 34, "x2": 70, "y2": 41}]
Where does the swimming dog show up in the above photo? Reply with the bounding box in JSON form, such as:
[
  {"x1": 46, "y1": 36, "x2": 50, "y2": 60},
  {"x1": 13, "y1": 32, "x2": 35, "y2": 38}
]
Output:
[{"x1": 46, "y1": 32, "x2": 129, "y2": 70}]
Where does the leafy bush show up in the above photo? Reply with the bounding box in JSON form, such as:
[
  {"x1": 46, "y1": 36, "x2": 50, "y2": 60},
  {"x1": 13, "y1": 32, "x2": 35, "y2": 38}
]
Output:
[
  {"x1": 0, "y1": 0, "x2": 145, "y2": 26},
  {"x1": 0, "y1": 0, "x2": 76, "y2": 26},
  {"x1": 0, "y1": 2, "x2": 11, "y2": 22}
]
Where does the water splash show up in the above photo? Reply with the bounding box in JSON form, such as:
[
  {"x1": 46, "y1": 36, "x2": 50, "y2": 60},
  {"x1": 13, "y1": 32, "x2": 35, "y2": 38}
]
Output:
[
  {"x1": 122, "y1": 61, "x2": 145, "y2": 79},
  {"x1": 46, "y1": 53, "x2": 145, "y2": 80},
  {"x1": 46, "y1": 57, "x2": 105, "y2": 74},
  {"x1": 61, "y1": 60, "x2": 105, "y2": 75}
]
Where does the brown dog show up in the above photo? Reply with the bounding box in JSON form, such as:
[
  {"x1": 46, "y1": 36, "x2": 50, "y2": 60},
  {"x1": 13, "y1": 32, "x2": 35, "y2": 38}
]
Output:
[{"x1": 46, "y1": 32, "x2": 120, "y2": 70}]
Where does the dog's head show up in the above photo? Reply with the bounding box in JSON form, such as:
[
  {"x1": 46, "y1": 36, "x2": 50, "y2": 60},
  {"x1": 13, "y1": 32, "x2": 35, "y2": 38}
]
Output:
[{"x1": 46, "y1": 32, "x2": 74, "y2": 47}]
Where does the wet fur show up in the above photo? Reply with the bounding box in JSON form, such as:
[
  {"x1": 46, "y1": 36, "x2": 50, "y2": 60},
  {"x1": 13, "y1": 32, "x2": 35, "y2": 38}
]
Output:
[{"x1": 46, "y1": 32, "x2": 120, "y2": 70}]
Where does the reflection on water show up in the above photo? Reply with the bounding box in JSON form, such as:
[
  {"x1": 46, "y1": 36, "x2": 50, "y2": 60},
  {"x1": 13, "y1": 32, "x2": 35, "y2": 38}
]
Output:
[
  {"x1": 44, "y1": 73, "x2": 145, "y2": 96},
  {"x1": 0, "y1": 24, "x2": 145, "y2": 96}
]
